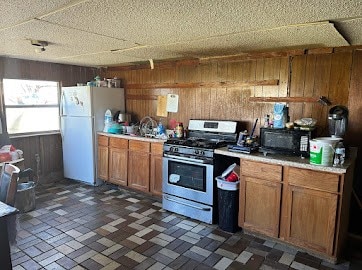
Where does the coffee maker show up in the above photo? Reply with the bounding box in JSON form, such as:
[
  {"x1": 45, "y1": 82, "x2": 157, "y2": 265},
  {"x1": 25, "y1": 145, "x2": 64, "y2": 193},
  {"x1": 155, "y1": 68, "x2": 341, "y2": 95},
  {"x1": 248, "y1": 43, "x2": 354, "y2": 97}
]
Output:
[{"x1": 328, "y1": 105, "x2": 348, "y2": 138}]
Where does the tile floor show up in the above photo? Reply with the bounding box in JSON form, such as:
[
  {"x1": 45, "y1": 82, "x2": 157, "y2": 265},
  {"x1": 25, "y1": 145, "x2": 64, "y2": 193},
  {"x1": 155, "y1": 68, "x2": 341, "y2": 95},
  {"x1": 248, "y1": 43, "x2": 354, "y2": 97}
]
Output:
[{"x1": 9, "y1": 179, "x2": 361, "y2": 269}]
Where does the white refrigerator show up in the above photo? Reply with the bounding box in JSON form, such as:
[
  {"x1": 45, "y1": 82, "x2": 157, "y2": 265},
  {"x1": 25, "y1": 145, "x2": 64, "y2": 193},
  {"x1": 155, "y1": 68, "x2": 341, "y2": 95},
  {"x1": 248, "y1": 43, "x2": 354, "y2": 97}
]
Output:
[{"x1": 60, "y1": 86, "x2": 125, "y2": 185}]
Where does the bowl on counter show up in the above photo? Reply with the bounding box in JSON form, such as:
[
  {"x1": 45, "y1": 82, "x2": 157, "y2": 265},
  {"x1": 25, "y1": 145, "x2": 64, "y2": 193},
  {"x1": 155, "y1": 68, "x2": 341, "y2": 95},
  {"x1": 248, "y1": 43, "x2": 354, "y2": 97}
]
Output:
[{"x1": 108, "y1": 123, "x2": 124, "y2": 134}]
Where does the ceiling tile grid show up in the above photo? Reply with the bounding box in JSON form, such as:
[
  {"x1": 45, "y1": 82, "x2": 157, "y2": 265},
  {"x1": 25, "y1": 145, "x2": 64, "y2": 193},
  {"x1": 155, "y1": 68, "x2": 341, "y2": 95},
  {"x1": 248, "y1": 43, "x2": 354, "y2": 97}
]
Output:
[{"x1": 0, "y1": 0, "x2": 361, "y2": 66}]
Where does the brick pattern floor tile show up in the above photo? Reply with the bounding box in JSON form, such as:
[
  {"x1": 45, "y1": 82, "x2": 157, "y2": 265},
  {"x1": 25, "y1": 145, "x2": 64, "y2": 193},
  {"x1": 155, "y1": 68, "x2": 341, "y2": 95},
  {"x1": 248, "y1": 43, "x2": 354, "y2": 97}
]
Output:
[{"x1": 8, "y1": 179, "x2": 360, "y2": 270}]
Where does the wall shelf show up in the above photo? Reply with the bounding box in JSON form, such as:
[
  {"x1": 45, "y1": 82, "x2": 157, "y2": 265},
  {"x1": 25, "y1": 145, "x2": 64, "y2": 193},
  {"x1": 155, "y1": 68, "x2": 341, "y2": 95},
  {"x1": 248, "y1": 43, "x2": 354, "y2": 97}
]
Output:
[
  {"x1": 249, "y1": 96, "x2": 320, "y2": 103},
  {"x1": 127, "y1": 79, "x2": 279, "y2": 90}
]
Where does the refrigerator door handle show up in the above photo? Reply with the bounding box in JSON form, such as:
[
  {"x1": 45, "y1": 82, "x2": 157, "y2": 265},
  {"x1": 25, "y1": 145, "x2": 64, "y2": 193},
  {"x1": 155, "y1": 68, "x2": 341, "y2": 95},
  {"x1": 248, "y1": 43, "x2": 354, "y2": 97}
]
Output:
[
  {"x1": 60, "y1": 91, "x2": 65, "y2": 117},
  {"x1": 60, "y1": 125, "x2": 64, "y2": 143}
]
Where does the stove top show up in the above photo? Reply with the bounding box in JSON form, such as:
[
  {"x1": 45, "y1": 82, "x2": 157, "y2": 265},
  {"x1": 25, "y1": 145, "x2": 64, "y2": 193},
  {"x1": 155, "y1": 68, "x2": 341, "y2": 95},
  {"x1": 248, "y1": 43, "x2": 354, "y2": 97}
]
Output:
[
  {"x1": 165, "y1": 137, "x2": 229, "y2": 149},
  {"x1": 163, "y1": 120, "x2": 238, "y2": 161}
]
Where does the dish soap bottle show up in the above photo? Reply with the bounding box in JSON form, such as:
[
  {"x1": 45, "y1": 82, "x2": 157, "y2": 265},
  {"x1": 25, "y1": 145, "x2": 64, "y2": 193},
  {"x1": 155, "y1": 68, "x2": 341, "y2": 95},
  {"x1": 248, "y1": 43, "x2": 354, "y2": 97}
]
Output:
[
  {"x1": 156, "y1": 119, "x2": 166, "y2": 137},
  {"x1": 333, "y1": 141, "x2": 345, "y2": 166}
]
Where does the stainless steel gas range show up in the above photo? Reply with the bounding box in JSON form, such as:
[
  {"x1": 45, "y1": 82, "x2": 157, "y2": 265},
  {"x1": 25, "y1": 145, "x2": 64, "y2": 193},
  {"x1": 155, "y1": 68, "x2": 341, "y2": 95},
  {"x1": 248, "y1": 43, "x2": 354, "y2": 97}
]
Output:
[{"x1": 162, "y1": 120, "x2": 238, "y2": 224}]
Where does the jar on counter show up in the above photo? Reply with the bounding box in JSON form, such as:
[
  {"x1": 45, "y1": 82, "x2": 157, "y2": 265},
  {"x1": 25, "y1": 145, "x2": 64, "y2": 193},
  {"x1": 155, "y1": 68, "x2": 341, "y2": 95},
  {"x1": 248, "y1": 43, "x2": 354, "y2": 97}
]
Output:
[{"x1": 175, "y1": 122, "x2": 184, "y2": 138}]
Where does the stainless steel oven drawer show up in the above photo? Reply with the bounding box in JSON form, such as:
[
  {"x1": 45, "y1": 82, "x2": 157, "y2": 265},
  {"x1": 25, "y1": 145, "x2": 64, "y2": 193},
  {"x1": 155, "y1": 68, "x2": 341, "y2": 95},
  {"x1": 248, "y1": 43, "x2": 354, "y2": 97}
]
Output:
[{"x1": 162, "y1": 194, "x2": 214, "y2": 224}]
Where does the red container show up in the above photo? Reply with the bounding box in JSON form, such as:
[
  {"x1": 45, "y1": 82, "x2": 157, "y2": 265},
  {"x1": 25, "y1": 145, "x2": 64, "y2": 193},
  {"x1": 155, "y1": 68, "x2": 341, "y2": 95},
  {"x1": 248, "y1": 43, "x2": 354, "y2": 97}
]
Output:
[{"x1": 226, "y1": 172, "x2": 238, "y2": 182}]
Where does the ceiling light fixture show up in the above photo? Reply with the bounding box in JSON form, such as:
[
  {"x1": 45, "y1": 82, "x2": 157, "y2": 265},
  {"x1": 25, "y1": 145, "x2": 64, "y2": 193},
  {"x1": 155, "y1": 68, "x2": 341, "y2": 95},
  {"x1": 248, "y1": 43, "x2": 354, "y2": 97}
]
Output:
[{"x1": 31, "y1": 39, "x2": 48, "y2": 53}]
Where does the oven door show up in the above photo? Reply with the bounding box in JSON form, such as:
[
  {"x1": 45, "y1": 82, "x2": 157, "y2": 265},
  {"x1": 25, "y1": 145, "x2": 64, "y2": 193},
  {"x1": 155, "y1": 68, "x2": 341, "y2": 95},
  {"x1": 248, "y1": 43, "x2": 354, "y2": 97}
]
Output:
[{"x1": 162, "y1": 155, "x2": 214, "y2": 205}]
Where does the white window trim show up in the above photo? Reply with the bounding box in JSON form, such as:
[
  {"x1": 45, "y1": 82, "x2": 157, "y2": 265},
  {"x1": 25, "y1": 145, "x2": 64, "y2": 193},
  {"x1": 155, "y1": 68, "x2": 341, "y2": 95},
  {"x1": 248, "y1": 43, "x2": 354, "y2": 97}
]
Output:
[{"x1": 2, "y1": 79, "x2": 61, "y2": 135}]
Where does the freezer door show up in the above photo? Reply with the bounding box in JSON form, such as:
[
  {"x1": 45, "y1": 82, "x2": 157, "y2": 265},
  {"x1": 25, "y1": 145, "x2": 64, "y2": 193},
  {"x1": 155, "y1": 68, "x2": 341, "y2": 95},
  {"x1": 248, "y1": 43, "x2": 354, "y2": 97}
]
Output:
[
  {"x1": 61, "y1": 86, "x2": 92, "y2": 117},
  {"x1": 61, "y1": 116, "x2": 95, "y2": 185}
]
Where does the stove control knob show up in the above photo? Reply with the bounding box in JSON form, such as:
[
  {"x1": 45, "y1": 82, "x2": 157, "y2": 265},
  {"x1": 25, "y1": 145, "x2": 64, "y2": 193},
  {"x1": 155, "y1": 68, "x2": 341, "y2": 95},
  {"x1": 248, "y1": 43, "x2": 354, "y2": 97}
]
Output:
[
  {"x1": 171, "y1": 147, "x2": 178, "y2": 153},
  {"x1": 200, "y1": 150, "x2": 205, "y2": 156},
  {"x1": 194, "y1": 149, "x2": 199, "y2": 155}
]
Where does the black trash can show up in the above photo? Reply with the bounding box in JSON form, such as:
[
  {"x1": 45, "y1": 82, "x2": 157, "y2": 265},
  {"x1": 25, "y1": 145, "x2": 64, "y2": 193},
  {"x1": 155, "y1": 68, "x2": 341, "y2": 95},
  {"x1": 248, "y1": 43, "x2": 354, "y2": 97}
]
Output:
[{"x1": 216, "y1": 176, "x2": 240, "y2": 233}]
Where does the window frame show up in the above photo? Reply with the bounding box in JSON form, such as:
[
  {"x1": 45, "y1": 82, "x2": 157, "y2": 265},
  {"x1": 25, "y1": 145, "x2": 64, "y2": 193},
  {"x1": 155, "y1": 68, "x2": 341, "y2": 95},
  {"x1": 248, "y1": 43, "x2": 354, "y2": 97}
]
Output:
[{"x1": 1, "y1": 79, "x2": 61, "y2": 137}]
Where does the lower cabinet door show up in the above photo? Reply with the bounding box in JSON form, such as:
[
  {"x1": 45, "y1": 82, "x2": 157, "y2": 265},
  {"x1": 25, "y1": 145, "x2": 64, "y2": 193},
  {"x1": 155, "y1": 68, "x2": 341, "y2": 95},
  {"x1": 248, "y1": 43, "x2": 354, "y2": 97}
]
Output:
[
  {"x1": 128, "y1": 151, "x2": 150, "y2": 192},
  {"x1": 281, "y1": 185, "x2": 338, "y2": 255},
  {"x1": 239, "y1": 176, "x2": 281, "y2": 237},
  {"x1": 97, "y1": 145, "x2": 109, "y2": 180},
  {"x1": 150, "y1": 154, "x2": 163, "y2": 196},
  {"x1": 109, "y1": 148, "x2": 128, "y2": 186}
]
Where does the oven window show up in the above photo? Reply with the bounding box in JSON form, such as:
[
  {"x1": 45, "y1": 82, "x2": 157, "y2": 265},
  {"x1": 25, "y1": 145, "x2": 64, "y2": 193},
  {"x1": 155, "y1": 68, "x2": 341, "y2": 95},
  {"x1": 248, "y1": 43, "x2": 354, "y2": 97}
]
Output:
[{"x1": 168, "y1": 160, "x2": 206, "y2": 192}]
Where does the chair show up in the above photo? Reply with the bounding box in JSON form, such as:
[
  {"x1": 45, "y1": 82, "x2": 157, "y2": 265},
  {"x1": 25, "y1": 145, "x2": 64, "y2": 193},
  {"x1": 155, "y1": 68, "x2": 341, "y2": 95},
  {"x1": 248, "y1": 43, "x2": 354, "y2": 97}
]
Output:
[{"x1": 0, "y1": 163, "x2": 20, "y2": 206}]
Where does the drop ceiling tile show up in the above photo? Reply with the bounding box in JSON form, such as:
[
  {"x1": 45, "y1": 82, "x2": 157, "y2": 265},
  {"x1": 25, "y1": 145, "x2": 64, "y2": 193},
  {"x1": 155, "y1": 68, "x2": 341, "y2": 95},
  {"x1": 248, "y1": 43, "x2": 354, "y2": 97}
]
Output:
[
  {"x1": 57, "y1": 51, "x2": 144, "y2": 67},
  {"x1": 116, "y1": 46, "x2": 187, "y2": 61},
  {"x1": 41, "y1": 0, "x2": 362, "y2": 46},
  {"x1": 0, "y1": 19, "x2": 137, "y2": 60},
  {"x1": 0, "y1": 0, "x2": 79, "y2": 29},
  {"x1": 154, "y1": 22, "x2": 349, "y2": 58},
  {"x1": 1, "y1": 0, "x2": 361, "y2": 66},
  {"x1": 335, "y1": 18, "x2": 362, "y2": 45}
]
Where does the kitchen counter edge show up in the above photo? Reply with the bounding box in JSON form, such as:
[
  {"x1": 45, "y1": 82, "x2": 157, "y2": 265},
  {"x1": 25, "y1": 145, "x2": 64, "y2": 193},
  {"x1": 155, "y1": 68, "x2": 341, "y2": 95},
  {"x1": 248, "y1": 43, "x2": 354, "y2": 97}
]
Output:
[
  {"x1": 215, "y1": 147, "x2": 357, "y2": 174},
  {"x1": 98, "y1": 132, "x2": 166, "y2": 143}
]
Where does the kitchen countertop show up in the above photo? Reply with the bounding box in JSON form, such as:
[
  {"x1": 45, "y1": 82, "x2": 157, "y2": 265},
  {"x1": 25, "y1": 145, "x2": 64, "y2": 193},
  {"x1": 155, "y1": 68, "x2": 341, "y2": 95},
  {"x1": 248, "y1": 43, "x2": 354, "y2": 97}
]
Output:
[
  {"x1": 98, "y1": 132, "x2": 166, "y2": 143},
  {"x1": 215, "y1": 147, "x2": 357, "y2": 174}
]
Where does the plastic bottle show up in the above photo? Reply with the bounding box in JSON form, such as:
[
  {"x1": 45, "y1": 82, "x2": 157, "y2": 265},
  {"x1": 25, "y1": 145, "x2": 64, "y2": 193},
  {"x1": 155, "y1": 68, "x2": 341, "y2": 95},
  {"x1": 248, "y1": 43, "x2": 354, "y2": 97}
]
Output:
[
  {"x1": 104, "y1": 109, "x2": 112, "y2": 123},
  {"x1": 103, "y1": 109, "x2": 113, "y2": 132},
  {"x1": 333, "y1": 141, "x2": 345, "y2": 166}
]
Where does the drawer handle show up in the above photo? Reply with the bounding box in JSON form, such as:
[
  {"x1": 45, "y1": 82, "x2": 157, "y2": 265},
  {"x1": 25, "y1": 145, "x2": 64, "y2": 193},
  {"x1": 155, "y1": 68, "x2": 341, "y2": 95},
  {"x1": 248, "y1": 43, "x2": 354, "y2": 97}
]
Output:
[{"x1": 164, "y1": 195, "x2": 211, "y2": 211}]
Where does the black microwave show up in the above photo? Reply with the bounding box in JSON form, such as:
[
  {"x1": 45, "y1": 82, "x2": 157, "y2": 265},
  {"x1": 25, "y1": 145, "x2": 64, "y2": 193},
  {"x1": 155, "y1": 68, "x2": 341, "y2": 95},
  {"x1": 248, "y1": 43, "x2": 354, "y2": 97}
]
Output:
[{"x1": 259, "y1": 127, "x2": 313, "y2": 157}]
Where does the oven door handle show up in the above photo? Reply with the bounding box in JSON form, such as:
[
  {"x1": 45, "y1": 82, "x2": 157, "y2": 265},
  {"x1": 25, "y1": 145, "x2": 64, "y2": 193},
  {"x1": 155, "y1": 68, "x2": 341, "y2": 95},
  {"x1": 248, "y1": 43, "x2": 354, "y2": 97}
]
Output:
[
  {"x1": 163, "y1": 195, "x2": 211, "y2": 211},
  {"x1": 163, "y1": 154, "x2": 212, "y2": 164}
]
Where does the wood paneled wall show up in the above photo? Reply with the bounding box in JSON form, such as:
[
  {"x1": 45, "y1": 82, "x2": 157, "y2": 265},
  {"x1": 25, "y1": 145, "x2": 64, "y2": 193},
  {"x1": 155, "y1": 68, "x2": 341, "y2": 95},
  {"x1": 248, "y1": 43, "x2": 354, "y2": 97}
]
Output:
[
  {"x1": 0, "y1": 57, "x2": 97, "y2": 86},
  {"x1": 10, "y1": 134, "x2": 63, "y2": 179},
  {"x1": 0, "y1": 57, "x2": 98, "y2": 178},
  {"x1": 104, "y1": 50, "x2": 354, "y2": 139}
]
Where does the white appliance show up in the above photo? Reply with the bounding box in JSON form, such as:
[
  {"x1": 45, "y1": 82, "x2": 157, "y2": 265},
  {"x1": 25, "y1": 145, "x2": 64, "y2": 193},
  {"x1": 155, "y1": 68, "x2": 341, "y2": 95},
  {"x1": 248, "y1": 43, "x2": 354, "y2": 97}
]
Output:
[{"x1": 60, "y1": 86, "x2": 125, "y2": 185}]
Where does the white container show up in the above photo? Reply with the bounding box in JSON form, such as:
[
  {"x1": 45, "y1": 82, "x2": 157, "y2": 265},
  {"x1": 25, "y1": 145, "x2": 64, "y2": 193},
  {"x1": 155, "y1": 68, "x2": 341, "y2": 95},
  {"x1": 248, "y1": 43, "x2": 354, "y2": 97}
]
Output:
[
  {"x1": 216, "y1": 177, "x2": 240, "y2": 191},
  {"x1": 103, "y1": 109, "x2": 113, "y2": 132},
  {"x1": 310, "y1": 137, "x2": 341, "y2": 166},
  {"x1": 104, "y1": 109, "x2": 112, "y2": 123}
]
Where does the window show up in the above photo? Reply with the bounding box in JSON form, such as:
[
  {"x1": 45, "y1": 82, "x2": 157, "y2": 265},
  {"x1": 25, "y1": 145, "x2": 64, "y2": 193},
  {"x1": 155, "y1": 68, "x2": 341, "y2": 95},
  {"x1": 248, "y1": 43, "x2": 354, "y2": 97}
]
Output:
[{"x1": 3, "y1": 79, "x2": 60, "y2": 135}]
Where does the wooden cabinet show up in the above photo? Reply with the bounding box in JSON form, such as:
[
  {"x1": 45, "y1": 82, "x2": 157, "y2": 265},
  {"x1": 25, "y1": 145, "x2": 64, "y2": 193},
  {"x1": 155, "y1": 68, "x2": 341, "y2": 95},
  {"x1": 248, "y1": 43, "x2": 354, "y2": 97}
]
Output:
[
  {"x1": 150, "y1": 143, "x2": 163, "y2": 196},
  {"x1": 108, "y1": 137, "x2": 128, "y2": 186},
  {"x1": 97, "y1": 134, "x2": 164, "y2": 195},
  {"x1": 128, "y1": 140, "x2": 150, "y2": 192},
  {"x1": 237, "y1": 155, "x2": 355, "y2": 262},
  {"x1": 239, "y1": 160, "x2": 282, "y2": 237},
  {"x1": 280, "y1": 167, "x2": 340, "y2": 256},
  {"x1": 97, "y1": 135, "x2": 109, "y2": 180}
]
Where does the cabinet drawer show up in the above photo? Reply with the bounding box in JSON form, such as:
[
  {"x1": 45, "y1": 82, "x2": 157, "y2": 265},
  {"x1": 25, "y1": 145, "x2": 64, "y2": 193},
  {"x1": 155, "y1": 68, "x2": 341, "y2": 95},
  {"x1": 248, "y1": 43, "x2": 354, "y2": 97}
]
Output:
[
  {"x1": 109, "y1": 137, "x2": 128, "y2": 149},
  {"x1": 241, "y1": 159, "x2": 282, "y2": 182},
  {"x1": 287, "y1": 167, "x2": 340, "y2": 193},
  {"x1": 151, "y1": 143, "x2": 163, "y2": 155},
  {"x1": 129, "y1": 140, "x2": 150, "y2": 152},
  {"x1": 98, "y1": 135, "x2": 109, "y2": 146}
]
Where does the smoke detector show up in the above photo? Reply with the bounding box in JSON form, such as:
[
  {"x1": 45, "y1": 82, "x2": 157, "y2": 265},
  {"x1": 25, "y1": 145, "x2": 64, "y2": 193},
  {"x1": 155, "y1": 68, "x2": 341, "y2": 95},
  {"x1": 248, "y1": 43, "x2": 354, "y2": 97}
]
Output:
[{"x1": 31, "y1": 40, "x2": 48, "y2": 53}]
